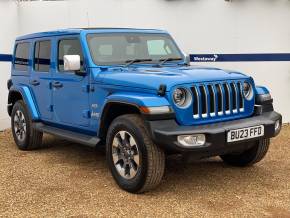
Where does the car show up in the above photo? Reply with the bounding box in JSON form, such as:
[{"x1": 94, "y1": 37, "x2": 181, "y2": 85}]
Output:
[{"x1": 7, "y1": 28, "x2": 282, "y2": 193}]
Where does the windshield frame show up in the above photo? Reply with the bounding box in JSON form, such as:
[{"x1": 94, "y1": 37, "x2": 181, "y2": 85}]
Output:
[{"x1": 85, "y1": 32, "x2": 185, "y2": 67}]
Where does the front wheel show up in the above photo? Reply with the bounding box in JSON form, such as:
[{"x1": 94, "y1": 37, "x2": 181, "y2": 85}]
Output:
[
  {"x1": 11, "y1": 100, "x2": 43, "y2": 150},
  {"x1": 106, "y1": 114, "x2": 165, "y2": 193},
  {"x1": 220, "y1": 139, "x2": 270, "y2": 167}
]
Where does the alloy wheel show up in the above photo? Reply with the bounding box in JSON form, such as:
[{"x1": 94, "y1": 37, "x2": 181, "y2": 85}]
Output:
[
  {"x1": 13, "y1": 110, "x2": 27, "y2": 142},
  {"x1": 111, "y1": 130, "x2": 140, "y2": 179}
]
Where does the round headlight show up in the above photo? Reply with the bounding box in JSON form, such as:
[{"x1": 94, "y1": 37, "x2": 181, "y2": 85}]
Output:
[
  {"x1": 173, "y1": 88, "x2": 192, "y2": 108},
  {"x1": 243, "y1": 82, "x2": 253, "y2": 100}
]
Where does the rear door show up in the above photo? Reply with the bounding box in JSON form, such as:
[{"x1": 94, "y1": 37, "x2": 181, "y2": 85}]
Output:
[
  {"x1": 30, "y1": 39, "x2": 53, "y2": 120},
  {"x1": 52, "y1": 36, "x2": 90, "y2": 127}
]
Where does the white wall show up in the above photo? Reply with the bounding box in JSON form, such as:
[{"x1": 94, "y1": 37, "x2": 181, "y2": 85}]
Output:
[
  {"x1": 0, "y1": 1, "x2": 18, "y2": 130},
  {"x1": 17, "y1": 1, "x2": 69, "y2": 34},
  {"x1": 1, "y1": 0, "x2": 290, "y2": 129}
]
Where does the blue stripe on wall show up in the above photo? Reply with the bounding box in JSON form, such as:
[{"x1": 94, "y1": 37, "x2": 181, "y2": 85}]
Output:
[
  {"x1": 190, "y1": 53, "x2": 290, "y2": 62},
  {"x1": 1, "y1": 53, "x2": 290, "y2": 63},
  {"x1": 0, "y1": 54, "x2": 12, "y2": 62}
]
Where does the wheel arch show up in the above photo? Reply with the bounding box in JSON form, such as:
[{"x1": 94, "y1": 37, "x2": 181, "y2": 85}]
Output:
[
  {"x1": 98, "y1": 92, "x2": 171, "y2": 142},
  {"x1": 8, "y1": 86, "x2": 40, "y2": 120},
  {"x1": 98, "y1": 101, "x2": 142, "y2": 141},
  {"x1": 8, "y1": 90, "x2": 23, "y2": 116}
]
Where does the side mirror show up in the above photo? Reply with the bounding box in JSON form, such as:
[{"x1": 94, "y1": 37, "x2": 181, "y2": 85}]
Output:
[
  {"x1": 64, "y1": 55, "x2": 81, "y2": 71},
  {"x1": 64, "y1": 55, "x2": 86, "y2": 76}
]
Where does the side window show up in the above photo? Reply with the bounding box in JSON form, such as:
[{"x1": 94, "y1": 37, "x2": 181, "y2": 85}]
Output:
[
  {"x1": 14, "y1": 42, "x2": 30, "y2": 71},
  {"x1": 34, "y1": 40, "x2": 51, "y2": 72},
  {"x1": 58, "y1": 38, "x2": 84, "y2": 72}
]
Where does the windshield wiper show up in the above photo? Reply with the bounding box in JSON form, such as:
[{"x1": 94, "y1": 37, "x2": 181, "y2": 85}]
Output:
[
  {"x1": 157, "y1": 57, "x2": 183, "y2": 66},
  {"x1": 124, "y1": 58, "x2": 153, "y2": 67}
]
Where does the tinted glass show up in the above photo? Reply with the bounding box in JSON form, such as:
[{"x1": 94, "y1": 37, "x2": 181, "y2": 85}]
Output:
[
  {"x1": 86, "y1": 33, "x2": 182, "y2": 65},
  {"x1": 147, "y1": 39, "x2": 172, "y2": 55},
  {"x1": 58, "y1": 39, "x2": 84, "y2": 72},
  {"x1": 14, "y1": 42, "x2": 30, "y2": 71},
  {"x1": 34, "y1": 40, "x2": 51, "y2": 72}
]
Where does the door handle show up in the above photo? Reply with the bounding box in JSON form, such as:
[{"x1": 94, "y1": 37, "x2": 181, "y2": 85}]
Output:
[
  {"x1": 52, "y1": 81, "x2": 63, "y2": 88},
  {"x1": 30, "y1": 80, "x2": 40, "y2": 86}
]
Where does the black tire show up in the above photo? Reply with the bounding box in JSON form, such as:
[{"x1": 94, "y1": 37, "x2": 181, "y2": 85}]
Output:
[
  {"x1": 220, "y1": 139, "x2": 270, "y2": 167},
  {"x1": 11, "y1": 100, "x2": 43, "y2": 150},
  {"x1": 106, "y1": 114, "x2": 165, "y2": 193}
]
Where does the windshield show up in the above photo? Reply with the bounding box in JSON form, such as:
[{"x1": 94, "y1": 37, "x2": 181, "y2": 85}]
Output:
[{"x1": 86, "y1": 33, "x2": 184, "y2": 66}]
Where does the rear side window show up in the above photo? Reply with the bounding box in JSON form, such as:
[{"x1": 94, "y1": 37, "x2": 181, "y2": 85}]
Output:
[
  {"x1": 58, "y1": 38, "x2": 84, "y2": 72},
  {"x1": 14, "y1": 42, "x2": 30, "y2": 71},
  {"x1": 34, "y1": 40, "x2": 51, "y2": 72}
]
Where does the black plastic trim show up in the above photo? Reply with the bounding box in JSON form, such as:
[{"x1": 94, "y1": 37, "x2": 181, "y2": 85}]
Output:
[
  {"x1": 146, "y1": 111, "x2": 282, "y2": 157},
  {"x1": 7, "y1": 79, "x2": 12, "y2": 90},
  {"x1": 33, "y1": 123, "x2": 100, "y2": 147},
  {"x1": 101, "y1": 100, "x2": 175, "y2": 121},
  {"x1": 254, "y1": 104, "x2": 274, "y2": 115},
  {"x1": 142, "y1": 112, "x2": 175, "y2": 121},
  {"x1": 255, "y1": 94, "x2": 273, "y2": 105}
]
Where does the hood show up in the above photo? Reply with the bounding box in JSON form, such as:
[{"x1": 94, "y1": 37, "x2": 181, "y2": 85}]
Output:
[{"x1": 95, "y1": 65, "x2": 250, "y2": 91}]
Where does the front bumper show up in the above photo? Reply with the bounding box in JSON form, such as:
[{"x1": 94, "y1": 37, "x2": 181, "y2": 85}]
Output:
[{"x1": 146, "y1": 111, "x2": 282, "y2": 158}]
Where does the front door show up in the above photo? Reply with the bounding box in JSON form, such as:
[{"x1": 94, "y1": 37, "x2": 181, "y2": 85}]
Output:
[
  {"x1": 30, "y1": 39, "x2": 53, "y2": 121},
  {"x1": 52, "y1": 37, "x2": 90, "y2": 127}
]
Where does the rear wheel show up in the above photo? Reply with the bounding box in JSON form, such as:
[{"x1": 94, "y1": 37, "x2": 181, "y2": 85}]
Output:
[
  {"x1": 11, "y1": 100, "x2": 43, "y2": 150},
  {"x1": 220, "y1": 139, "x2": 270, "y2": 167},
  {"x1": 106, "y1": 114, "x2": 165, "y2": 193}
]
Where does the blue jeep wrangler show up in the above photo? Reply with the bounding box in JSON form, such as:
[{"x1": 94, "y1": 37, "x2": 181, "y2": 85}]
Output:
[{"x1": 7, "y1": 28, "x2": 282, "y2": 193}]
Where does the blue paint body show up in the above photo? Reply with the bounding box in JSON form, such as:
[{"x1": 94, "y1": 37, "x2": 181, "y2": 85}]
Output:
[
  {"x1": 8, "y1": 28, "x2": 270, "y2": 137},
  {"x1": 255, "y1": 86, "x2": 270, "y2": 95}
]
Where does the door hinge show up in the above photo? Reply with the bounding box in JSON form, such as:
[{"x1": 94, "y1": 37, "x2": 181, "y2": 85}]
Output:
[
  {"x1": 47, "y1": 105, "x2": 53, "y2": 112},
  {"x1": 82, "y1": 109, "x2": 91, "y2": 118},
  {"x1": 82, "y1": 85, "x2": 90, "y2": 93},
  {"x1": 82, "y1": 85, "x2": 95, "y2": 93}
]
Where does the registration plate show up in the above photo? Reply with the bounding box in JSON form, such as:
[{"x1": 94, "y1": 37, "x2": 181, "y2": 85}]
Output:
[{"x1": 227, "y1": 125, "x2": 264, "y2": 143}]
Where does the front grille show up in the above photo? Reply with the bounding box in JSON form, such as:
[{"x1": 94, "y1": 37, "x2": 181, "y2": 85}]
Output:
[{"x1": 191, "y1": 81, "x2": 244, "y2": 119}]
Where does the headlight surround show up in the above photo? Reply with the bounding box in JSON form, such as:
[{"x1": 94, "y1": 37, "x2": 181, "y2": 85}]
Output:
[
  {"x1": 172, "y1": 87, "x2": 192, "y2": 108},
  {"x1": 243, "y1": 82, "x2": 254, "y2": 100}
]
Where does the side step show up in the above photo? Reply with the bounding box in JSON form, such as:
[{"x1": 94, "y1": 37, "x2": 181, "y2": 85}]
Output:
[{"x1": 33, "y1": 123, "x2": 100, "y2": 147}]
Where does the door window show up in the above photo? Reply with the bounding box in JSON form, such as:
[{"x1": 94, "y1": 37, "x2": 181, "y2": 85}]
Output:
[
  {"x1": 14, "y1": 42, "x2": 30, "y2": 71},
  {"x1": 58, "y1": 39, "x2": 84, "y2": 72},
  {"x1": 34, "y1": 40, "x2": 51, "y2": 72}
]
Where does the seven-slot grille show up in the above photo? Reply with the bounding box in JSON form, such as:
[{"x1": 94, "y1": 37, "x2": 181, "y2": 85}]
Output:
[{"x1": 191, "y1": 81, "x2": 244, "y2": 119}]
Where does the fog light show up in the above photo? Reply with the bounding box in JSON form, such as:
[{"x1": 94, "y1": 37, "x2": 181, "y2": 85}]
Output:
[
  {"x1": 177, "y1": 134, "x2": 206, "y2": 147},
  {"x1": 275, "y1": 120, "x2": 281, "y2": 133}
]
